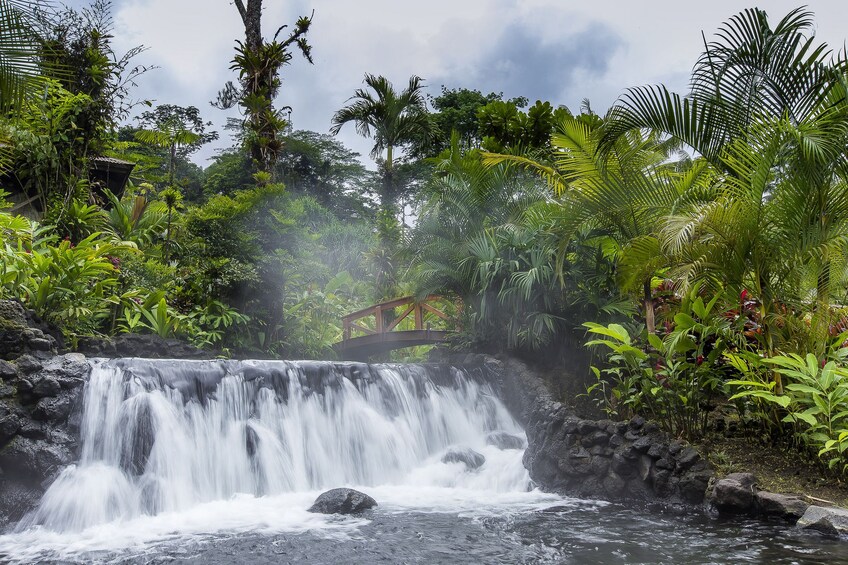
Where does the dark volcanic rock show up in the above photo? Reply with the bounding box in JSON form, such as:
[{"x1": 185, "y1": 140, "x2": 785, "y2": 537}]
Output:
[
  {"x1": 756, "y1": 491, "x2": 809, "y2": 521},
  {"x1": 0, "y1": 481, "x2": 44, "y2": 531},
  {"x1": 710, "y1": 473, "x2": 758, "y2": 514},
  {"x1": 31, "y1": 376, "x2": 61, "y2": 398},
  {"x1": 308, "y1": 488, "x2": 377, "y2": 515},
  {"x1": 481, "y1": 355, "x2": 714, "y2": 505},
  {"x1": 0, "y1": 352, "x2": 89, "y2": 528},
  {"x1": 442, "y1": 447, "x2": 486, "y2": 469},
  {"x1": 15, "y1": 354, "x2": 42, "y2": 374},
  {"x1": 797, "y1": 505, "x2": 848, "y2": 536},
  {"x1": 0, "y1": 359, "x2": 17, "y2": 380},
  {"x1": 486, "y1": 431, "x2": 525, "y2": 450}
]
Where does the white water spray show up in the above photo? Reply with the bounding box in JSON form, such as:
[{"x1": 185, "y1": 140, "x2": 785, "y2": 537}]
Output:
[{"x1": 15, "y1": 359, "x2": 539, "y2": 539}]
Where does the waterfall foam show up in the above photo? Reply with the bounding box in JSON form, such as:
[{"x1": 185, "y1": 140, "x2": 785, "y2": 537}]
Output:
[{"x1": 0, "y1": 358, "x2": 563, "y2": 561}]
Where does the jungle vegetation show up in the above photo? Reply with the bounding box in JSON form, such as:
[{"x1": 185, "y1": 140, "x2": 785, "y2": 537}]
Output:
[{"x1": 2, "y1": 2, "x2": 848, "y2": 473}]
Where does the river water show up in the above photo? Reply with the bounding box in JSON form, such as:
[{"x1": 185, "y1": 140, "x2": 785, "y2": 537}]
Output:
[{"x1": 0, "y1": 359, "x2": 845, "y2": 564}]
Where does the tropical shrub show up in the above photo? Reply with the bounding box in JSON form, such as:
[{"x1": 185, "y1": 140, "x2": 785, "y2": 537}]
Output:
[
  {"x1": 0, "y1": 212, "x2": 124, "y2": 338},
  {"x1": 585, "y1": 291, "x2": 735, "y2": 440},
  {"x1": 728, "y1": 350, "x2": 848, "y2": 472}
]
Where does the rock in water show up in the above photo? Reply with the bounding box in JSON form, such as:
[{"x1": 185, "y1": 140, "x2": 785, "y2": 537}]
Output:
[
  {"x1": 441, "y1": 447, "x2": 486, "y2": 469},
  {"x1": 710, "y1": 473, "x2": 757, "y2": 514},
  {"x1": 308, "y1": 488, "x2": 377, "y2": 515},
  {"x1": 797, "y1": 505, "x2": 848, "y2": 536},
  {"x1": 486, "y1": 431, "x2": 525, "y2": 450}
]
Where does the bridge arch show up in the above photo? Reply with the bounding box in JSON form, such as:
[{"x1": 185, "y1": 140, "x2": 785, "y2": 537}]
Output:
[{"x1": 333, "y1": 295, "x2": 458, "y2": 361}]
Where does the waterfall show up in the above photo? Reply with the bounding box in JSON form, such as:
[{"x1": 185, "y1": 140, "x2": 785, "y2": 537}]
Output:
[{"x1": 21, "y1": 359, "x2": 532, "y2": 534}]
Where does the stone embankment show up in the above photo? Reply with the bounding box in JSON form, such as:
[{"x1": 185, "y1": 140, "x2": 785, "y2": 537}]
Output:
[
  {"x1": 453, "y1": 351, "x2": 848, "y2": 536},
  {"x1": 452, "y1": 353, "x2": 713, "y2": 505},
  {"x1": 0, "y1": 301, "x2": 89, "y2": 530}
]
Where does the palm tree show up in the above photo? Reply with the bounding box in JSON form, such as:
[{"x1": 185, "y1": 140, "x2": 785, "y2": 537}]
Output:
[
  {"x1": 0, "y1": 0, "x2": 45, "y2": 114},
  {"x1": 330, "y1": 73, "x2": 434, "y2": 215},
  {"x1": 602, "y1": 6, "x2": 848, "y2": 357},
  {"x1": 135, "y1": 125, "x2": 202, "y2": 187},
  {"x1": 485, "y1": 111, "x2": 710, "y2": 333},
  {"x1": 409, "y1": 134, "x2": 563, "y2": 349},
  {"x1": 601, "y1": 7, "x2": 846, "y2": 172},
  {"x1": 0, "y1": 0, "x2": 48, "y2": 173},
  {"x1": 331, "y1": 73, "x2": 434, "y2": 301}
]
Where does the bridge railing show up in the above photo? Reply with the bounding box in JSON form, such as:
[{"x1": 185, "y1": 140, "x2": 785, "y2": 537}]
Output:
[{"x1": 341, "y1": 295, "x2": 456, "y2": 341}]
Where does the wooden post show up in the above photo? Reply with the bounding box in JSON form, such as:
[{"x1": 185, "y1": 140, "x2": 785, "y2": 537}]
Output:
[
  {"x1": 375, "y1": 306, "x2": 383, "y2": 333},
  {"x1": 414, "y1": 303, "x2": 423, "y2": 330},
  {"x1": 343, "y1": 319, "x2": 350, "y2": 341}
]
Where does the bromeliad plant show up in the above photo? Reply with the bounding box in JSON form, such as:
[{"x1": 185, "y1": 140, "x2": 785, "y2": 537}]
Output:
[{"x1": 585, "y1": 290, "x2": 733, "y2": 441}]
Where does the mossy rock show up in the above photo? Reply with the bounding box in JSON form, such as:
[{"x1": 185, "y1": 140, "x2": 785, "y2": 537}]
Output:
[{"x1": 0, "y1": 301, "x2": 28, "y2": 330}]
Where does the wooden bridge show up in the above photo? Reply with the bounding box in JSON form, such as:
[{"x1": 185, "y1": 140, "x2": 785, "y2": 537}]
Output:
[{"x1": 334, "y1": 295, "x2": 456, "y2": 361}]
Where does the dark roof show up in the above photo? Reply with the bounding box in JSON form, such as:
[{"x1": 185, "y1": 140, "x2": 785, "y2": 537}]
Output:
[{"x1": 91, "y1": 156, "x2": 135, "y2": 166}]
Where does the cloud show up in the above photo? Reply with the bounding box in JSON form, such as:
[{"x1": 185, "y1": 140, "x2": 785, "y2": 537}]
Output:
[
  {"x1": 52, "y1": 0, "x2": 848, "y2": 167},
  {"x1": 438, "y1": 20, "x2": 623, "y2": 106}
]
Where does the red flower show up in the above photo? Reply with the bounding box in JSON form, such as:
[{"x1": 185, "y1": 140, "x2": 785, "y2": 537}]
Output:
[
  {"x1": 740, "y1": 289, "x2": 749, "y2": 302},
  {"x1": 696, "y1": 355, "x2": 704, "y2": 365}
]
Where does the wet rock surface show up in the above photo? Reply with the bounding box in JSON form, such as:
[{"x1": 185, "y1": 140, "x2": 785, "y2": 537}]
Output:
[
  {"x1": 0, "y1": 301, "x2": 89, "y2": 530},
  {"x1": 711, "y1": 472, "x2": 758, "y2": 514},
  {"x1": 486, "y1": 431, "x2": 525, "y2": 450},
  {"x1": 797, "y1": 505, "x2": 848, "y2": 536},
  {"x1": 442, "y1": 447, "x2": 486, "y2": 469},
  {"x1": 308, "y1": 488, "x2": 377, "y2": 515},
  {"x1": 0, "y1": 354, "x2": 88, "y2": 530},
  {"x1": 0, "y1": 301, "x2": 61, "y2": 361}
]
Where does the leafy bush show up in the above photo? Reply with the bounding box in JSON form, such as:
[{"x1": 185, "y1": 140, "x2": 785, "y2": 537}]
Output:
[
  {"x1": 584, "y1": 293, "x2": 733, "y2": 440},
  {"x1": 728, "y1": 351, "x2": 848, "y2": 472},
  {"x1": 0, "y1": 212, "x2": 124, "y2": 338}
]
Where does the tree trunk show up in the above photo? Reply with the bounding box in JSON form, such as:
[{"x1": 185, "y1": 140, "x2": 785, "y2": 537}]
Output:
[
  {"x1": 233, "y1": 0, "x2": 263, "y2": 52},
  {"x1": 643, "y1": 279, "x2": 656, "y2": 334}
]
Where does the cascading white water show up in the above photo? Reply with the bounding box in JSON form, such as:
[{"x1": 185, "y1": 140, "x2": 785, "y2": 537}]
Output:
[{"x1": 18, "y1": 359, "x2": 536, "y2": 536}]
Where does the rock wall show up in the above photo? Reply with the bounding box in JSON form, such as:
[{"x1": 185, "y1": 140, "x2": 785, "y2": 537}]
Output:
[
  {"x1": 0, "y1": 354, "x2": 89, "y2": 530},
  {"x1": 458, "y1": 353, "x2": 714, "y2": 505},
  {"x1": 76, "y1": 333, "x2": 213, "y2": 359}
]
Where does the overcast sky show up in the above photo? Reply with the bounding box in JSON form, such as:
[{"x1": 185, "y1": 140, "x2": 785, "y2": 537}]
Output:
[{"x1": 75, "y1": 0, "x2": 848, "y2": 168}]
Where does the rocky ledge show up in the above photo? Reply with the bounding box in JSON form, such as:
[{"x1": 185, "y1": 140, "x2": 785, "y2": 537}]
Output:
[
  {"x1": 0, "y1": 353, "x2": 89, "y2": 530},
  {"x1": 710, "y1": 472, "x2": 848, "y2": 537}
]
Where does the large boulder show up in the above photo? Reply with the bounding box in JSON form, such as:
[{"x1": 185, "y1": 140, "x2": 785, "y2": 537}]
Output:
[
  {"x1": 442, "y1": 447, "x2": 486, "y2": 469},
  {"x1": 797, "y1": 505, "x2": 848, "y2": 536},
  {"x1": 308, "y1": 488, "x2": 377, "y2": 515},
  {"x1": 486, "y1": 431, "x2": 525, "y2": 450},
  {"x1": 710, "y1": 473, "x2": 758, "y2": 514},
  {"x1": 755, "y1": 491, "x2": 809, "y2": 521}
]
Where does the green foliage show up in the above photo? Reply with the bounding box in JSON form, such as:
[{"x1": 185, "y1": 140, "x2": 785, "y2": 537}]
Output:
[
  {"x1": 0, "y1": 0, "x2": 45, "y2": 116},
  {"x1": 0, "y1": 212, "x2": 125, "y2": 337},
  {"x1": 477, "y1": 99, "x2": 568, "y2": 153},
  {"x1": 103, "y1": 190, "x2": 167, "y2": 248},
  {"x1": 728, "y1": 351, "x2": 848, "y2": 472},
  {"x1": 426, "y1": 86, "x2": 503, "y2": 154},
  {"x1": 5, "y1": 79, "x2": 95, "y2": 205},
  {"x1": 585, "y1": 289, "x2": 733, "y2": 440}
]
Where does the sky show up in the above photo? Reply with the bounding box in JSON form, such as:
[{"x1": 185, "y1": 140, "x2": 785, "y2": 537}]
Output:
[{"x1": 71, "y1": 0, "x2": 848, "y2": 168}]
